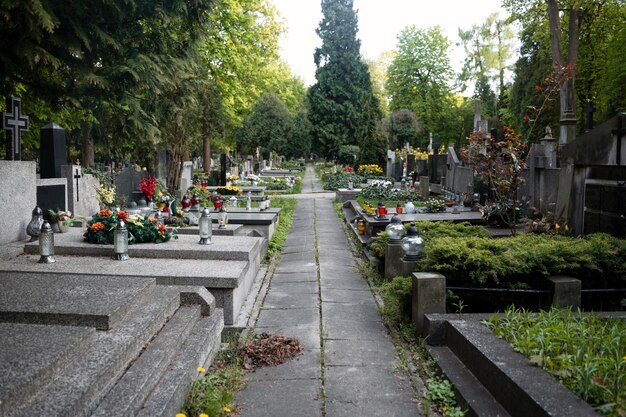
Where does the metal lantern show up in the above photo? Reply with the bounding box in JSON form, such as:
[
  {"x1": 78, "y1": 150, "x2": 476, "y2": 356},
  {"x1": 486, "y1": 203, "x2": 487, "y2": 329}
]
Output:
[
  {"x1": 26, "y1": 205, "x2": 44, "y2": 242},
  {"x1": 229, "y1": 196, "x2": 238, "y2": 208},
  {"x1": 112, "y1": 219, "x2": 130, "y2": 261},
  {"x1": 347, "y1": 180, "x2": 354, "y2": 190},
  {"x1": 38, "y1": 221, "x2": 55, "y2": 263},
  {"x1": 400, "y1": 224, "x2": 425, "y2": 261},
  {"x1": 198, "y1": 208, "x2": 213, "y2": 245},
  {"x1": 385, "y1": 215, "x2": 406, "y2": 244},
  {"x1": 217, "y1": 207, "x2": 228, "y2": 229}
]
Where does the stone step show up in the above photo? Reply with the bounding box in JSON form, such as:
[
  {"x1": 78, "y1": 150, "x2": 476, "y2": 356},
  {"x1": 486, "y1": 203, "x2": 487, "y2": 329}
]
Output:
[
  {"x1": 91, "y1": 305, "x2": 223, "y2": 417},
  {"x1": 428, "y1": 346, "x2": 511, "y2": 417},
  {"x1": 136, "y1": 308, "x2": 224, "y2": 417},
  {"x1": 440, "y1": 318, "x2": 600, "y2": 417},
  {"x1": 5, "y1": 284, "x2": 185, "y2": 417}
]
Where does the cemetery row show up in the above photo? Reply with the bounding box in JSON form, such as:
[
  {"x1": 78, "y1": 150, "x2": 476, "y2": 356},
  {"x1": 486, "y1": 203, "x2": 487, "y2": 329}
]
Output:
[{"x1": 0, "y1": 97, "x2": 299, "y2": 415}]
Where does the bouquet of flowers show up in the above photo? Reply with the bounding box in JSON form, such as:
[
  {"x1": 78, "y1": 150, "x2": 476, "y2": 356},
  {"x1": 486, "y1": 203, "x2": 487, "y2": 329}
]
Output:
[
  {"x1": 84, "y1": 209, "x2": 176, "y2": 244},
  {"x1": 357, "y1": 164, "x2": 383, "y2": 177},
  {"x1": 139, "y1": 175, "x2": 157, "y2": 201},
  {"x1": 216, "y1": 185, "x2": 243, "y2": 196},
  {"x1": 95, "y1": 184, "x2": 116, "y2": 208},
  {"x1": 48, "y1": 209, "x2": 74, "y2": 227},
  {"x1": 422, "y1": 198, "x2": 447, "y2": 213}
]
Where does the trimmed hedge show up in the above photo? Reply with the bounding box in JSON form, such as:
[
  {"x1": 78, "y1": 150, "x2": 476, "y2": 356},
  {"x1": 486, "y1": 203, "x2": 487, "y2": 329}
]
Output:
[{"x1": 418, "y1": 233, "x2": 626, "y2": 288}]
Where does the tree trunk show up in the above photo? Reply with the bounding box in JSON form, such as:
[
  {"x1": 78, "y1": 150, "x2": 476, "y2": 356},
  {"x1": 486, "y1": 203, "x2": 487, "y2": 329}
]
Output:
[
  {"x1": 203, "y1": 136, "x2": 211, "y2": 175},
  {"x1": 80, "y1": 120, "x2": 95, "y2": 167}
]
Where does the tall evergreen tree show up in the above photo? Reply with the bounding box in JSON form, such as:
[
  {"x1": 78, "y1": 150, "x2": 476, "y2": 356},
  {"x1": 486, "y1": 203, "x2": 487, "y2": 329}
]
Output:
[{"x1": 307, "y1": 0, "x2": 382, "y2": 162}]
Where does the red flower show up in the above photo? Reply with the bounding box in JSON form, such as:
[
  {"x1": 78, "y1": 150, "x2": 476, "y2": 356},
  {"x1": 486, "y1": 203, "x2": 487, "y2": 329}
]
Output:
[
  {"x1": 89, "y1": 222, "x2": 105, "y2": 232},
  {"x1": 98, "y1": 209, "x2": 112, "y2": 217},
  {"x1": 140, "y1": 175, "x2": 157, "y2": 200},
  {"x1": 117, "y1": 211, "x2": 128, "y2": 221},
  {"x1": 343, "y1": 166, "x2": 354, "y2": 172}
]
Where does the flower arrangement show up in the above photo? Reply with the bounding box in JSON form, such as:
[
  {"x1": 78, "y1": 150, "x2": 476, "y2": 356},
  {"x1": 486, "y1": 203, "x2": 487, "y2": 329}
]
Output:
[
  {"x1": 84, "y1": 209, "x2": 175, "y2": 244},
  {"x1": 95, "y1": 184, "x2": 116, "y2": 208},
  {"x1": 216, "y1": 185, "x2": 243, "y2": 196},
  {"x1": 422, "y1": 198, "x2": 447, "y2": 213},
  {"x1": 227, "y1": 174, "x2": 239, "y2": 182},
  {"x1": 48, "y1": 209, "x2": 74, "y2": 226},
  {"x1": 343, "y1": 166, "x2": 354, "y2": 172},
  {"x1": 357, "y1": 164, "x2": 383, "y2": 177},
  {"x1": 139, "y1": 175, "x2": 157, "y2": 201}
]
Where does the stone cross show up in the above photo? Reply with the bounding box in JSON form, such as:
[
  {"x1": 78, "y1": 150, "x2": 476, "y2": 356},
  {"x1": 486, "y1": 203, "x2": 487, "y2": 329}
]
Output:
[
  {"x1": 74, "y1": 167, "x2": 82, "y2": 202},
  {"x1": 2, "y1": 97, "x2": 29, "y2": 160},
  {"x1": 583, "y1": 101, "x2": 595, "y2": 132},
  {"x1": 612, "y1": 114, "x2": 625, "y2": 166}
]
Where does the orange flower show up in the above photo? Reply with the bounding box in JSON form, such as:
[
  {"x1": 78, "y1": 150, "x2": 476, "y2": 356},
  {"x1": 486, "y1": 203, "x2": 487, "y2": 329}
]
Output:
[
  {"x1": 89, "y1": 222, "x2": 105, "y2": 232},
  {"x1": 117, "y1": 211, "x2": 128, "y2": 221},
  {"x1": 157, "y1": 224, "x2": 167, "y2": 236},
  {"x1": 98, "y1": 209, "x2": 112, "y2": 217},
  {"x1": 148, "y1": 217, "x2": 157, "y2": 223}
]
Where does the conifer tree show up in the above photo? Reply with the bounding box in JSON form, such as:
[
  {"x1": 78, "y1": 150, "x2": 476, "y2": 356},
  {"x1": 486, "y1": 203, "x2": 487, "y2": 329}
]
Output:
[{"x1": 307, "y1": 0, "x2": 383, "y2": 163}]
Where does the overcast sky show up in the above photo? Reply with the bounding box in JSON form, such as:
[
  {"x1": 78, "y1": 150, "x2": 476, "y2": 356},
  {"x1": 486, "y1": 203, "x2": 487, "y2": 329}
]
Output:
[{"x1": 271, "y1": 0, "x2": 514, "y2": 87}]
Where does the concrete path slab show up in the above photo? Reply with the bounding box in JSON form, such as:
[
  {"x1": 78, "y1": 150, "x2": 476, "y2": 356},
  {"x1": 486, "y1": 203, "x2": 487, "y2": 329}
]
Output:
[{"x1": 235, "y1": 166, "x2": 422, "y2": 417}]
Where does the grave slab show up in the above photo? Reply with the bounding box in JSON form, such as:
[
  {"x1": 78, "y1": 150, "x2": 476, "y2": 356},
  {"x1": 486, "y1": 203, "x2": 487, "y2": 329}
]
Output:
[
  {"x1": 0, "y1": 272, "x2": 154, "y2": 330},
  {"x1": 0, "y1": 255, "x2": 254, "y2": 326}
]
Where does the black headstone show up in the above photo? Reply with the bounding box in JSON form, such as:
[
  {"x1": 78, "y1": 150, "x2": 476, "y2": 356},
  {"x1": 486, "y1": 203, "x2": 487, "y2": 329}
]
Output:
[
  {"x1": 37, "y1": 184, "x2": 66, "y2": 217},
  {"x1": 220, "y1": 154, "x2": 227, "y2": 186},
  {"x1": 394, "y1": 161, "x2": 403, "y2": 181},
  {"x1": 407, "y1": 154, "x2": 416, "y2": 175},
  {"x1": 39, "y1": 123, "x2": 67, "y2": 178}
]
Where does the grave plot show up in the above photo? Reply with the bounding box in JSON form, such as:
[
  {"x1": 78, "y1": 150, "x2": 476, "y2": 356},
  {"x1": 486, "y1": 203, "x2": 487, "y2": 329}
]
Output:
[
  {"x1": 11, "y1": 228, "x2": 266, "y2": 326},
  {"x1": 0, "y1": 273, "x2": 222, "y2": 417}
]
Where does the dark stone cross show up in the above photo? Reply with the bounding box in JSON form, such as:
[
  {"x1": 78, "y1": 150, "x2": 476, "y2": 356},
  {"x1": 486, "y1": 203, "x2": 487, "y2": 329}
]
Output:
[
  {"x1": 2, "y1": 97, "x2": 29, "y2": 160},
  {"x1": 583, "y1": 101, "x2": 595, "y2": 132},
  {"x1": 612, "y1": 114, "x2": 626, "y2": 166},
  {"x1": 74, "y1": 168, "x2": 81, "y2": 201}
]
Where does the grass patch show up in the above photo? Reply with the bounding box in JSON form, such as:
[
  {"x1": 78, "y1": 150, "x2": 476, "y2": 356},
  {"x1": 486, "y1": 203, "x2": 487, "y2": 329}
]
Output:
[
  {"x1": 485, "y1": 307, "x2": 626, "y2": 417},
  {"x1": 263, "y1": 197, "x2": 297, "y2": 263},
  {"x1": 180, "y1": 335, "x2": 247, "y2": 417}
]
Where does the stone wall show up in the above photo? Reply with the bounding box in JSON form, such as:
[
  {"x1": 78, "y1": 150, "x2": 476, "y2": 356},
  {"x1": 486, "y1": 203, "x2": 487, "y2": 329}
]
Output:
[{"x1": 0, "y1": 161, "x2": 36, "y2": 243}]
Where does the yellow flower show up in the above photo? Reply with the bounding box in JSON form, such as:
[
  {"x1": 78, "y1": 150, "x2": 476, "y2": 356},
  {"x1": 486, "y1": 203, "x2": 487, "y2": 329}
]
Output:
[
  {"x1": 555, "y1": 223, "x2": 560, "y2": 230},
  {"x1": 197, "y1": 367, "x2": 206, "y2": 373},
  {"x1": 223, "y1": 406, "x2": 231, "y2": 413},
  {"x1": 200, "y1": 414, "x2": 209, "y2": 417},
  {"x1": 175, "y1": 414, "x2": 186, "y2": 417}
]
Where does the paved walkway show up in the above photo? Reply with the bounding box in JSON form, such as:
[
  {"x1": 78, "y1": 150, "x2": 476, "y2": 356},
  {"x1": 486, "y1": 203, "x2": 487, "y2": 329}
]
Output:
[{"x1": 236, "y1": 166, "x2": 421, "y2": 417}]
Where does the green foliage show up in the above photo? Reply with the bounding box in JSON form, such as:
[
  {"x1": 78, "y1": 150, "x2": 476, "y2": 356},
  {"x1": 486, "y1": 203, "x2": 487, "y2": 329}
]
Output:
[
  {"x1": 264, "y1": 197, "x2": 297, "y2": 263},
  {"x1": 83, "y1": 210, "x2": 175, "y2": 245},
  {"x1": 181, "y1": 336, "x2": 247, "y2": 417},
  {"x1": 284, "y1": 104, "x2": 313, "y2": 159},
  {"x1": 379, "y1": 276, "x2": 413, "y2": 325},
  {"x1": 324, "y1": 172, "x2": 365, "y2": 190},
  {"x1": 236, "y1": 93, "x2": 294, "y2": 157},
  {"x1": 419, "y1": 233, "x2": 626, "y2": 288},
  {"x1": 425, "y1": 377, "x2": 466, "y2": 417},
  {"x1": 486, "y1": 307, "x2": 626, "y2": 416},
  {"x1": 307, "y1": 0, "x2": 382, "y2": 160},
  {"x1": 369, "y1": 221, "x2": 489, "y2": 260},
  {"x1": 358, "y1": 180, "x2": 421, "y2": 202},
  {"x1": 386, "y1": 25, "x2": 456, "y2": 147}
]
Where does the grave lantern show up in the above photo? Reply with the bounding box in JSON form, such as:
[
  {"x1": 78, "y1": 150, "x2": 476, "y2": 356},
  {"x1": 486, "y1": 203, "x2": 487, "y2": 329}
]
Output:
[
  {"x1": 400, "y1": 224, "x2": 424, "y2": 261},
  {"x1": 385, "y1": 215, "x2": 406, "y2": 243},
  {"x1": 246, "y1": 192, "x2": 252, "y2": 211},
  {"x1": 198, "y1": 208, "x2": 213, "y2": 245},
  {"x1": 229, "y1": 196, "x2": 238, "y2": 208},
  {"x1": 38, "y1": 221, "x2": 55, "y2": 264},
  {"x1": 347, "y1": 179, "x2": 354, "y2": 190},
  {"x1": 112, "y1": 219, "x2": 130, "y2": 261},
  {"x1": 217, "y1": 207, "x2": 228, "y2": 229},
  {"x1": 26, "y1": 205, "x2": 44, "y2": 242}
]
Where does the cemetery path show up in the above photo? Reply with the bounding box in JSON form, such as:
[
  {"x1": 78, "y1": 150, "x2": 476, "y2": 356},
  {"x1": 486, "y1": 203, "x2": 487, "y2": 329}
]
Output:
[{"x1": 236, "y1": 168, "x2": 421, "y2": 417}]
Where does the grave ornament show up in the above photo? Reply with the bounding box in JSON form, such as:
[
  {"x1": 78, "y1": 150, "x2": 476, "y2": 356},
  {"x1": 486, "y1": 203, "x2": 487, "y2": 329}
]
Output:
[{"x1": 2, "y1": 96, "x2": 29, "y2": 161}]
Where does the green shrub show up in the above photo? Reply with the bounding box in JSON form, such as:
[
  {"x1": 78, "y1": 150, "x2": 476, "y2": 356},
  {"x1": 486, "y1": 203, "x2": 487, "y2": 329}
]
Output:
[
  {"x1": 369, "y1": 221, "x2": 489, "y2": 260},
  {"x1": 325, "y1": 172, "x2": 365, "y2": 190},
  {"x1": 379, "y1": 276, "x2": 413, "y2": 325},
  {"x1": 418, "y1": 233, "x2": 626, "y2": 288}
]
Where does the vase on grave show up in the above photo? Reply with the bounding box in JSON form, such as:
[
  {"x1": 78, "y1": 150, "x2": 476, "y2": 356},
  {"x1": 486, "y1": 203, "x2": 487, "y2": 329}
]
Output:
[{"x1": 57, "y1": 221, "x2": 70, "y2": 233}]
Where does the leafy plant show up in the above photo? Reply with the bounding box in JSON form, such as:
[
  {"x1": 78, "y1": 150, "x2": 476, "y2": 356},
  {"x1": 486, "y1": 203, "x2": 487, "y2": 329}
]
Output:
[
  {"x1": 324, "y1": 172, "x2": 365, "y2": 190},
  {"x1": 425, "y1": 377, "x2": 466, "y2": 417},
  {"x1": 485, "y1": 307, "x2": 626, "y2": 417},
  {"x1": 421, "y1": 197, "x2": 446, "y2": 213}
]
